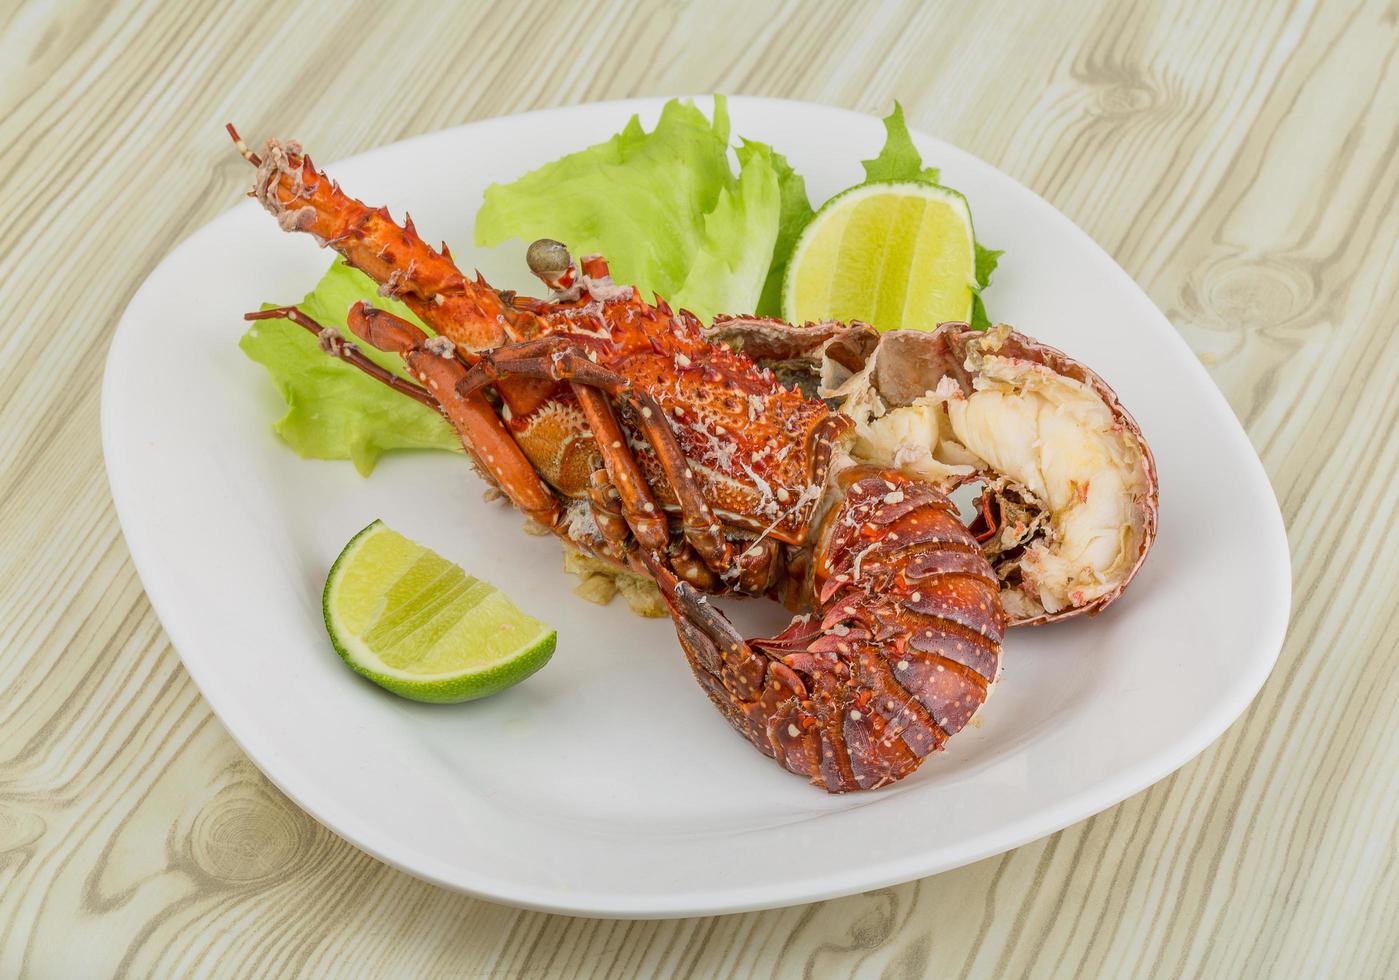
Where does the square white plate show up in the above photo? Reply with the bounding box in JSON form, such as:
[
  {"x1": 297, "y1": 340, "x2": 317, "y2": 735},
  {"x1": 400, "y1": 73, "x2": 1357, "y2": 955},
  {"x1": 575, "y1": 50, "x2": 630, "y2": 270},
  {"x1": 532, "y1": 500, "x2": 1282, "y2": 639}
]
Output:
[{"x1": 102, "y1": 97, "x2": 1290, "y2": 917}]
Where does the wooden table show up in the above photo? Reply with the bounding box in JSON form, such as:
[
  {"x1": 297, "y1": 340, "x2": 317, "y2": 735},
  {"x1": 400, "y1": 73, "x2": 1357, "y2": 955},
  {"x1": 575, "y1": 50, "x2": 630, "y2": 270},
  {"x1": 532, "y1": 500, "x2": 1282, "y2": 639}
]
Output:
[{"x1": 3, "y1": 0, "x2": 1395, "y2": 975}]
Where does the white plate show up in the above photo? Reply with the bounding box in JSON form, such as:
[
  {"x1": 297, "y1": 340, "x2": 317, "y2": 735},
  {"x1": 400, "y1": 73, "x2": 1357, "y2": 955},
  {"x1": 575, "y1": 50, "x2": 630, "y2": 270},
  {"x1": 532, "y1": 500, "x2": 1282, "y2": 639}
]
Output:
[{"x1": 103, "y1": 97, "x2": 1290, "y2": 917}]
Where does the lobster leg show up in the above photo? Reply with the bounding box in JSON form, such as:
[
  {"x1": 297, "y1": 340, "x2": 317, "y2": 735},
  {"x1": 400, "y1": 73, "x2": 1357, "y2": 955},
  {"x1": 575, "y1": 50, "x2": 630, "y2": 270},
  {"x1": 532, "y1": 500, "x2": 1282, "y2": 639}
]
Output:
[
  {"x1": 245, "y1": 304, "x2": 560, "y2": 528},
  {"x1": 344, "y1": 304, "x2": 561, "y2": 529},
  {"x1": 429, "y1": 333, "x2": 671, "y2": 554},
  {"x1": 454, "y1": 341, "x2": 736, "y2": 578},
  {"x1": 336, "y1": 303, "x2": 731, "y2": 589},
  {"x1": 584, "y1": 464, "x2": 631, "y2": 545},
  {"x1": 619, "y1": 388, "x2": 733, "y2": 575},
  {"x1": 573, "y1": 385, "x2": 669, "y2": 554},
  {"x1": 244, "y1": 306, "x2": 438, "y2": 410}
]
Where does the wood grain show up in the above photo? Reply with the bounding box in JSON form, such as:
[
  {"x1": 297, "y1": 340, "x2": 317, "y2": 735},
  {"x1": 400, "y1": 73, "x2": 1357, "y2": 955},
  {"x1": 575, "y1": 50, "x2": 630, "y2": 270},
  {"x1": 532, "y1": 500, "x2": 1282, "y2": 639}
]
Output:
[{"x1": 2, "y1": 0, "x2": 1396, "y2": 975}]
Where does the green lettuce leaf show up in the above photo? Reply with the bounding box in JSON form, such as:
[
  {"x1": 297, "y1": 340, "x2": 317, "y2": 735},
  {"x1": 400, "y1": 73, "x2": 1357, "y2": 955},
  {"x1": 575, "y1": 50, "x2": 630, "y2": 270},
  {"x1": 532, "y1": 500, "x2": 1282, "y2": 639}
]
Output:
[
  {"x1": 970, "y1": 242, "x2": 1004, "y2": 330},
  {"x1": 674, "y1": 139, "x2": 781, "y2": 317},
  {"x1": 240, "y1": 261, "x2": 461, "y2": 476},
  {"x1": 475, "y1": 96, "x2": 791, "y2": 321},
  {"x1": 860, "y1": 101, "x2": 941, "y2": 184},
  {"x1": 742, "y1": 139, "x2": 816, "y2": 316}
]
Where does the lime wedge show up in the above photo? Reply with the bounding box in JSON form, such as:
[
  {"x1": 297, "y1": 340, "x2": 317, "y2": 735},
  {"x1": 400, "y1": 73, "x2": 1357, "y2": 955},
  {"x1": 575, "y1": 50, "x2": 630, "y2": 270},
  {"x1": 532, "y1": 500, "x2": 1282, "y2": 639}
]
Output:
[
  {"x1": 783, "y1": 181, "x2": 977, "y2": 331},
  {"x1": 323, "y1": 520, "x2": 555, "y2": 703}
]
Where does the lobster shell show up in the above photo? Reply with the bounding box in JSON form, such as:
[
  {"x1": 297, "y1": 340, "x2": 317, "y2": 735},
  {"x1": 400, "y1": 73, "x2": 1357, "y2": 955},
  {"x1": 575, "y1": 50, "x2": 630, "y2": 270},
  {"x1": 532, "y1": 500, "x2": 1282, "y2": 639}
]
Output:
[{"x1": 710, "y1": 320, "x2": 1159, "y2": 626}]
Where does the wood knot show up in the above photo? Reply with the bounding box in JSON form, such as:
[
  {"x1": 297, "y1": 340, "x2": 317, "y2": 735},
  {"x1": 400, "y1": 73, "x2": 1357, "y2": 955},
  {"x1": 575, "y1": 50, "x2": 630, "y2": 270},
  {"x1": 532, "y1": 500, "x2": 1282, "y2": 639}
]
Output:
[
  {"x1": 1199, "y1": 256, "x2": 1313, "y2": 330},
  {"x1": 1071, "y1": 55, "x2": 1169, "y2": 119},
  {"x1": 189, "y1": 778, "x2": 305, "y2": 884},
  {"x1": 1093, "y1": 80, "x2": 1163, "y2": 117},
  {"x1": 819, "y1": 886, "x2": 901, "y2": 950},
  {"x1": 0, "y1": 803, "x2": 46, "y2": 855}
]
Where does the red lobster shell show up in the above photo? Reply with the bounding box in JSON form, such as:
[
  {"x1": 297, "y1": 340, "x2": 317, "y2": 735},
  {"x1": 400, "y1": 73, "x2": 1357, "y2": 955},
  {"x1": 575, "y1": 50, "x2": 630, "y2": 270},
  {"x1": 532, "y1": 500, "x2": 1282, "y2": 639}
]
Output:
[
  {"x1": 712, "y1": 318, "x2": 1159, "y2": 626},
  {"x1": 652, "y1": 466, "x2": 1002, "y2": 792},
  {"x1": 236, "y1": 130, "x2": 1182, "y2": 792}
]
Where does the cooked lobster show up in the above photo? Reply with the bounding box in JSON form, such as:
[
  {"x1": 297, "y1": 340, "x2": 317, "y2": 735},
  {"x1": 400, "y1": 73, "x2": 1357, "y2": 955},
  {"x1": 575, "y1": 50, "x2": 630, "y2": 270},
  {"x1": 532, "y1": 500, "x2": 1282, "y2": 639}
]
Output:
[{"x1": 231, "y1": 127, "x2": 1153, "y2": 792}]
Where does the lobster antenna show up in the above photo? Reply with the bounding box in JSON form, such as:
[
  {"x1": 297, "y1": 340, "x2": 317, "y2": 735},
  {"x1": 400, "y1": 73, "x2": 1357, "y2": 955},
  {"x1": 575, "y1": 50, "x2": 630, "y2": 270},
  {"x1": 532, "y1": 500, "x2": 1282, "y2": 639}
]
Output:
[
  {"x1": 226, "y1": 123, "x2": 261, "y2": 166},
  {"x1": 243, "y1": 306, "x2": 437, "y2": 410}
]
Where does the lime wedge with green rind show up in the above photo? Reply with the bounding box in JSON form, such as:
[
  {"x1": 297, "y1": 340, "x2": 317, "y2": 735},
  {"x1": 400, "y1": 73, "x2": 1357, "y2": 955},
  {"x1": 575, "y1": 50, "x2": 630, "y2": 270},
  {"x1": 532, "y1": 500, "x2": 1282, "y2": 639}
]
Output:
[
  {"x1": 323, "y1": 520, "x2": 555, "y2": 703},
  {"x1": 782, "y1": 180, "x2": 978, "y2": 331}
]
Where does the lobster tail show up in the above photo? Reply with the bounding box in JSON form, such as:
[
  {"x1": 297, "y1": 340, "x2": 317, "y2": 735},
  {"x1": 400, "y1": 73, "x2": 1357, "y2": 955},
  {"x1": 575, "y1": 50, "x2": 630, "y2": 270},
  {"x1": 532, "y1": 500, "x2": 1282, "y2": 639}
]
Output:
[{"x1": 653, "y1": 467, "x2": 1003, "y2": 793}]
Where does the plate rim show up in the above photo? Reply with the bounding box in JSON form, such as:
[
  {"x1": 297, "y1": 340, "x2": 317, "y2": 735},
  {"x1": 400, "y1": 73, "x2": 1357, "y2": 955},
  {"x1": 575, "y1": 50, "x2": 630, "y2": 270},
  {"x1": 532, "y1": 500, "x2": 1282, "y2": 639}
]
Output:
[{"x1": 101, "y1": 94, "x2": 1292, "y2": 917}]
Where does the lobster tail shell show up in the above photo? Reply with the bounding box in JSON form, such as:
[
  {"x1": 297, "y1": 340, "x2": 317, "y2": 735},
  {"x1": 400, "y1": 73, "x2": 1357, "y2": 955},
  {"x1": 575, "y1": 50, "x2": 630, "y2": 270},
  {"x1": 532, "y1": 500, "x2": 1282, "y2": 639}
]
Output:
[
  {"x1": 655, "y1": 467, "x2": 1003, "y2": 793},
  {"x1": 940, "y1": 326, "x2": 1159, "y2": 624}
]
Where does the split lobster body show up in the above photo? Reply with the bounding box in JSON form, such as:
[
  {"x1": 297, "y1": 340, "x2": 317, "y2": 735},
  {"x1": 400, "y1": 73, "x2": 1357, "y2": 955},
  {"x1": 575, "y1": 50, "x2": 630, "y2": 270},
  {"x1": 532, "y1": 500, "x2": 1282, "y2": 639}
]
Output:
[
  {"x1": 236, "y1": 129, "x2": 1007, "y2": 792},
  {"x1": 489, "y1": 283, "x2": 850, "y2": 550},
  {"x1": 240, "y1": 136, "x2": 844, "y2": 564}
]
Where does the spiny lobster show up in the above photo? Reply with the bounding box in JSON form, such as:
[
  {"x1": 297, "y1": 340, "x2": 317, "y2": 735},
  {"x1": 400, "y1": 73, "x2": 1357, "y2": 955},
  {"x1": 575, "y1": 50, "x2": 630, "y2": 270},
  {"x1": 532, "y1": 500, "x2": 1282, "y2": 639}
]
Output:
[{"x1": 232, "y1": 127, "x2": 1004, "y2": 792}]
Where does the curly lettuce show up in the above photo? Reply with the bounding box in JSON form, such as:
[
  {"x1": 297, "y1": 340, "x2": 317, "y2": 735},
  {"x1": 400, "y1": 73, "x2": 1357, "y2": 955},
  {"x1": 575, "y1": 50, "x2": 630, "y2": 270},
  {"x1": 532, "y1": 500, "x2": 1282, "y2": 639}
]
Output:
[
  {"x1": 475, "y1": 96, "x2": 811, "y2": 321},
  {"x1": 240, "y1": 261, "x2": 460, "y2": 476},
  {"x1": 242, "y1": 98, "x2": 1003, "y2": 475}
]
